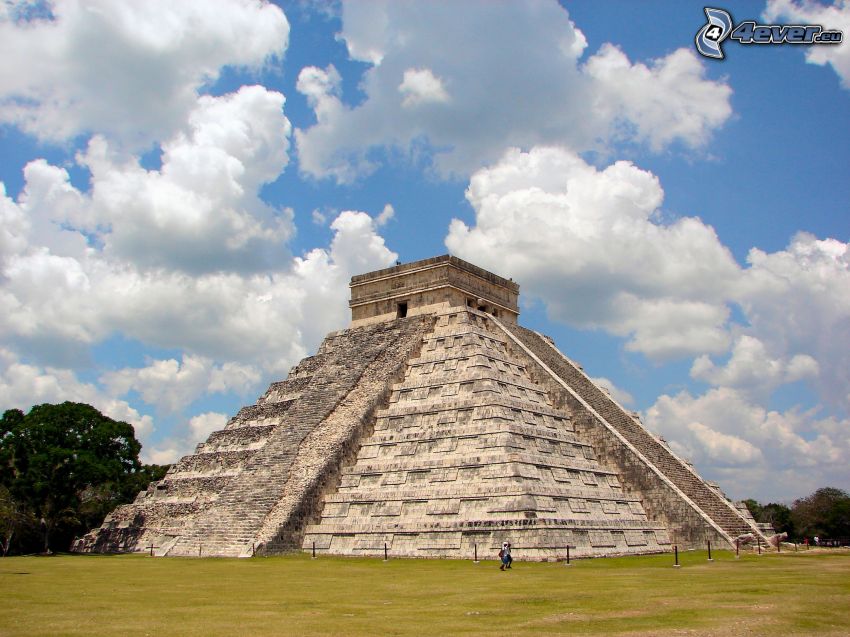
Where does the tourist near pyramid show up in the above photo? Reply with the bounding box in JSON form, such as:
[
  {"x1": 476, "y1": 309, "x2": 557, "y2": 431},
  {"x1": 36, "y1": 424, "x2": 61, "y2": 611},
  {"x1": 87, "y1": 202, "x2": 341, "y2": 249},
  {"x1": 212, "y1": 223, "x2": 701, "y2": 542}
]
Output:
[{"x1": 74, "y1": 256, "x2": 768, "y2": 559}]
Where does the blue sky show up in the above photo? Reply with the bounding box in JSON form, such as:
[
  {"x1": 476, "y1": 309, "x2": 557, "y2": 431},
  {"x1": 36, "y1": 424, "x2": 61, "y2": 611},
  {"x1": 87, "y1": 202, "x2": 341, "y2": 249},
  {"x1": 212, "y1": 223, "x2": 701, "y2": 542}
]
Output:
[{"x1": 1, "y1": 0, "x2": 848, "y2": 503}]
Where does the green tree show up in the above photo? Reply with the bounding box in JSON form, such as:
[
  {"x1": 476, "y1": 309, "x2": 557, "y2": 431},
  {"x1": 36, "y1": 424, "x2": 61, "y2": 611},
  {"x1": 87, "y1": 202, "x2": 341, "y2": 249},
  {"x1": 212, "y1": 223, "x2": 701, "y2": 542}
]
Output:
[
  {"x1": 0, "y1": 485, "x2": 32, "y2": 556},
  {"x1": 791, "y1": 487, "x2": 850, "y2": 540},
  {"x1": 759, "y1": 502, "x2": 794, "y2": 537},
  {"x1": 742, "y1": 498, "x2": 763, "y2": 521},
  {"x1": 0, "y1": 402, "x2": 157, "y2": 553}
]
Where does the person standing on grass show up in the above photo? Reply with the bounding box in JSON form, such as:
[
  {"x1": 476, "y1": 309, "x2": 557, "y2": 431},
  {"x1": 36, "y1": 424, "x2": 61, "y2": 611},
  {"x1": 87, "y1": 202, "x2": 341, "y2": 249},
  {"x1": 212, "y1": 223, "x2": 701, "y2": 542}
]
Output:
[{"x1": 499, "y1": 542, "x2": 513, "y2": 570}]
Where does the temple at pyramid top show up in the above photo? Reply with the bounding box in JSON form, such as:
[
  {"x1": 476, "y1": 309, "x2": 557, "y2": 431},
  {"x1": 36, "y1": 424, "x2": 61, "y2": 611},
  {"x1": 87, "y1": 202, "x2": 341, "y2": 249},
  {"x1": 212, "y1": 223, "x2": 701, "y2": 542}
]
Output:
[{"x1": 349, "y1": 255, "x2": 519, "y2": 326}]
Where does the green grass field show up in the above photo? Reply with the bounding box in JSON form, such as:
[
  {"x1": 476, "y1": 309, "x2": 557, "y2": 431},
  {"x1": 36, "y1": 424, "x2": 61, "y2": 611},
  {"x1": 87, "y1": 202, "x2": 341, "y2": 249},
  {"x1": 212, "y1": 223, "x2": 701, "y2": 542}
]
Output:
[{"x1": 2, "y1": 549, "x2": 848, "y2": 636}]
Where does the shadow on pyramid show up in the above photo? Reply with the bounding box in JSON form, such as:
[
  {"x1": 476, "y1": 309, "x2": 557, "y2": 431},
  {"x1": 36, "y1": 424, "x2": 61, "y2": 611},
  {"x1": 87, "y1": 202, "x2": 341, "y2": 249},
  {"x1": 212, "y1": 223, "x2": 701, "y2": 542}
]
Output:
[{"x1": 74, "y1": 256, "x2": 767, "y2": 559}]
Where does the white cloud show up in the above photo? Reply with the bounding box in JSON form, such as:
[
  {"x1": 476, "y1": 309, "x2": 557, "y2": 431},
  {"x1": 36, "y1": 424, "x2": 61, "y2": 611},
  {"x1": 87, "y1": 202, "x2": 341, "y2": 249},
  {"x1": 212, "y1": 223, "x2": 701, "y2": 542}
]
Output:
[
  {"x1": 101, "y1": 355, "x2": 261, "y2": 414},
  {"x1": 583, "y1": 44, "x2": 732, "y2": 151},
  {"x1": 0, "y1": 84, "x2": 329, "y2": 372},
  {"x1": 445, "y1": 147, "x2": 850, "y2": 424},
  {"x1": 288, "y1": 211, "x2": 397, "y2": 349},
  {"x1": 1, "y1": 68, "x2": 397, "y2": 383},
  {"x1": 691, "y1": 334, "x2": 819, "y2": 399},
  {"x1": 687, "y1": 421, "x2": 763, "y2": 465},
  {"x1": 0, "y1": 348, "x2": 154, "y2": 439},
  {"x1": 0, "y1": 0, "x2": 289, "y2": 146},
  {"x1": 0, "y1": 182, "x2": 29, "y2": 261},
  {"x1": 297, "y1": 63, "x2": 342, "y2": 105},
  {"x1": 144, "y1": 443, "x2": 186, "y2": 466},
  {"x1": 79, "y1": 85, "x2": 294, "y2": 274},
  {"x1": 736, "y1": 233, "x2": 850, "y2": 411},
  {"x1": 446, "y1": 146, "x2": 740, "y2": 359},
  {"x1": 295, "y1": 64, "x2": 377, "y2": 183},
  {"x1": 295, "y1": 1, "x2": 731, "y2": 182},
  {"x1": 645, "y1": 387, "x2": 849, "y2": 501},
  {"x1": 312, "y1": 209, "x2": 328, "y2": 225},
  {"x1": 0, "y1": 204, "x2": 394, "y2": 373},
  {"x1": 208, "y1": 361, "x2": 263, "y2": 395},
  {"x1": 764, "y1": 0, "x2": 850, "y2": 89},
  {"x1": 188, "y1": 411, "x2": 229, "y2": 442},
  {"x1": 375, "y1": 203, "x2": 395, "y2": 227},
  {"x1": 399, "y1": 68, "x2": 450, "y2": 107},
  {"x1": 3, "y1": 84, "x2": 294, "y2": 276}
]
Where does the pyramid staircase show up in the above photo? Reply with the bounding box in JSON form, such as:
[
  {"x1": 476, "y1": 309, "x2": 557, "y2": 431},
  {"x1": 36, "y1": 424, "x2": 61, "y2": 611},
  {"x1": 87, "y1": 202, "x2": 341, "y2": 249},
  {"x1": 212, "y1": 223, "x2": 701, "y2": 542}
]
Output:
[
  {"x1": 302, "y1": 309, "x2": 671, "y2": 559},
  {"x1": 74, "y1": 317, "x2": 433, "y2": 556},
  {"x1": 497, "y1": 320, "x2": 765, "y2": 545}
]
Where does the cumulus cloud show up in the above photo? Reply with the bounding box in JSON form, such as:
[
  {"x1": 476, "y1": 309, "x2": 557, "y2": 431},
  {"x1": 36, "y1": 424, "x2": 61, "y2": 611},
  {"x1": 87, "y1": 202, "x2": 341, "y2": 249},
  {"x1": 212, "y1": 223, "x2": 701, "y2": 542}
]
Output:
[
  {"x1": 1, "y1": 188, "x2": 394, "y2": 372},
  {"x1": 295, "y1": 64, "x2": 377, "y2": 183},
  {"x1": 446, "y1": 146, "x2": 740, "y2": 359},
  {"x1": 737, "y1": 233, "x2": 850, "y2": 411},
  {"x1": 0, "y1": 0, "x2": 289, "y2": 146},
  {"x1": 4, "y1": 84, "x2": 294, "y2": 276},
  {"x1": 375, "y1": 203, "x2": 395, "y2": 227},
  {"x1": 312, "y1": 209, "x2": 328, "y2": 225},
  {"x1": 295, "y1": 0, "x2": 731, "y2": 182},
  {"x1": 101, "y1": 355, "x2": 262, "y2": 414},
  {"x1": 0, "y1": 347, "x2": 154, "y2": 438},
  {"x1": 399, "y1": 68, "x2": 450, "y2": 107},
  {"x1": 0, "y1": 84, "x2": 311, "y2": 370},
  {"x1": 0, "y1": 182, "x2": 29, "y2": 260},
  {"x1": 645, "y1": 387, "x2": 849, "y2": 500},
  {"x1": 691, "y1": 334, "x2": 819, "y2": 400},
  {"x1": 446, "y1": 148, "x2": 850, "y2": 414},
  {"x1": 764, "y1": 0, "x2": 850, "y2": 88},
  {"x1": 583, "y1": 44, "x2": 732, "y2": 151},
  {"x1": 189, "y1": 411, "x2": 229, "y2": 442},
  {"x1": 78, "y1": 86, "x2": 294, "y2": 274},
  {"x1": 687, "y1": 421, "x2": 763, "y2": 465}
]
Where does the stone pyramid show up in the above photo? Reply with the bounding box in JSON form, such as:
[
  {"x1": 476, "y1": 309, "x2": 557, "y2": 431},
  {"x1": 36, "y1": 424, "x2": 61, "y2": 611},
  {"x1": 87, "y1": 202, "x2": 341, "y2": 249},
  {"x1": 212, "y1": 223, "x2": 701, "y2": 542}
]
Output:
[{"x1": 75, "y1": 255, "x2": 766, "y2": 559}]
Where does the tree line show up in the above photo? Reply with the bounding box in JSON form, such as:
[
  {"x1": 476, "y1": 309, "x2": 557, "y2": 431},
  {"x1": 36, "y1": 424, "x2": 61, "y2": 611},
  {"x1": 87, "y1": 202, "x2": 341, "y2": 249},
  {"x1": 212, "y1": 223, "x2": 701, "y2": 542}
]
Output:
[
  {"x1": 743, "y1": 487, "x2": 850, "y2": 542},
  {"x1": 0, "y1": 402, "x2": 168, "y2": 555}
]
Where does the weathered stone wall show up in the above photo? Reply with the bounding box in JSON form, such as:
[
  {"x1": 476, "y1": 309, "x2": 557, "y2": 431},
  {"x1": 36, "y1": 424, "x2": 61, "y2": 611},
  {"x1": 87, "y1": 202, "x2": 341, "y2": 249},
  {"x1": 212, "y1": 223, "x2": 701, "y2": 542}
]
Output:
[
  {"x1": 495, "y1": 320, "x2": 763, "y2": 549},
  {"x1": 350, "y1": 255, "x2": 519, "y2": 326}
]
